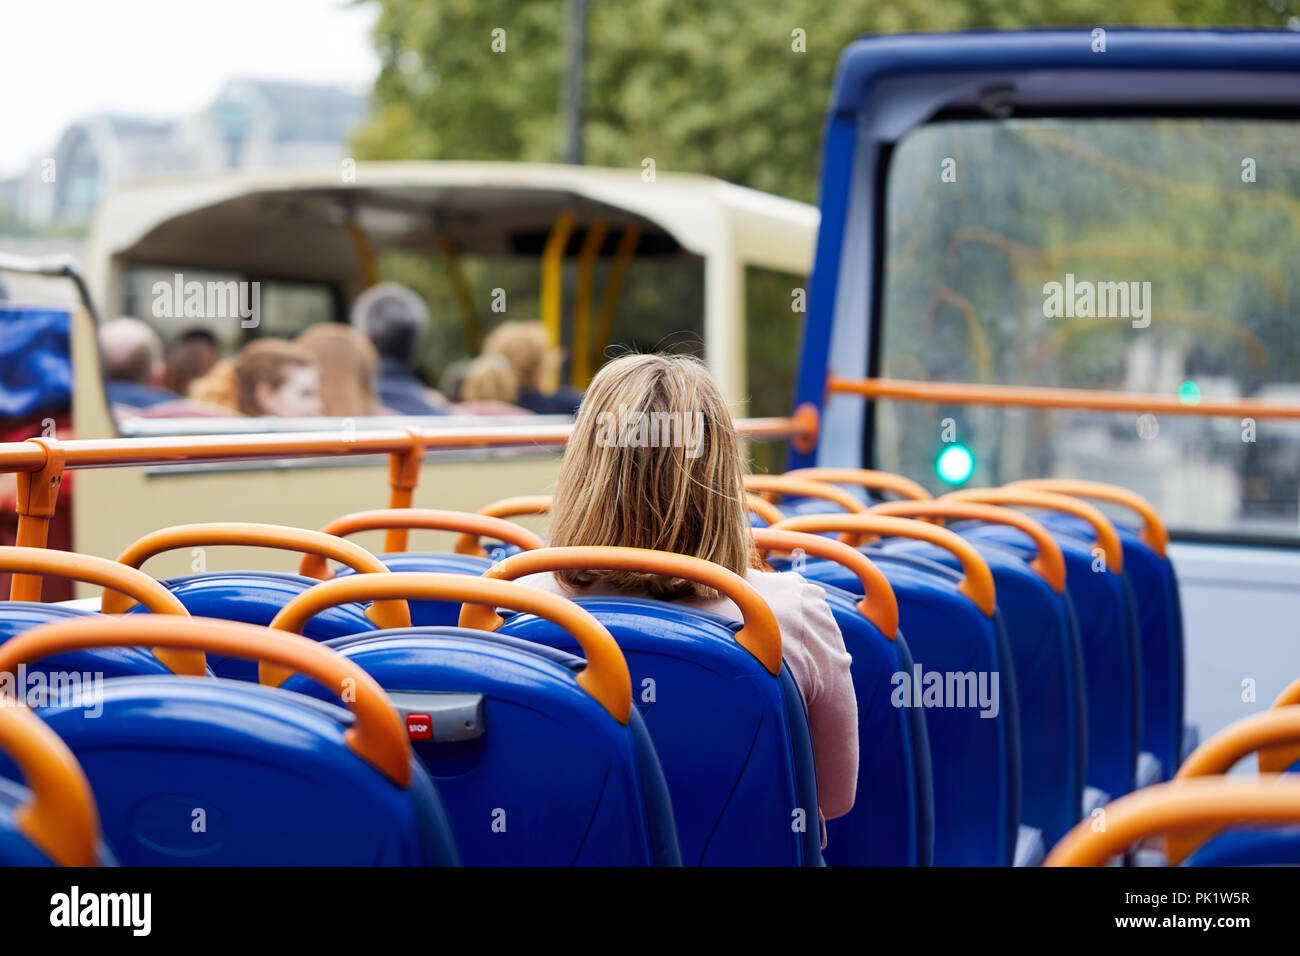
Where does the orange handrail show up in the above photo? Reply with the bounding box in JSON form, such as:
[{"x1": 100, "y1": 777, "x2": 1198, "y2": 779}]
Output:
[
  {"x1": 104, "y1": 522, "x2": 410, "y2": 630},
  {"x1": 0, "y1": 546, "x2": 201, "y2": 676},
  {"x1": 867, "y1": 501, "x2": 1066, "y2": 594},
  {"x1": 943, "y1": 488, "x2": 1124, "y2": 574},
  {"x1": 771, "y1": 513, "x2": 997, "y2": 617},
  {"x1": 751, "y1": 528, "x2": 898, "y2": 639},
  {"x1": 743, "y1": 475, "x2": 869, "y2": 515},
  {"x1": 0, "y1": 704, "x2": 100, "y2": 867},
  {"x1": 1006, "y1": 479, "x2": 1168, "y2": 558},
  {"x1": 269, "y1": 572, "x2": 632, "y2": 724},
  {"x1": 301, "y1": 509, "x2": 545, "y2": 577},
  {"x1": 0, "y1": 416, "x2": 815, "y2": 475},
  {"x1": 784, "y1": 467, "x2": 932, "y2": 502},
  {"x1": 453, "y1": 495, "x2": 554, "y2": 555},
  {"x1": 468, "y1": 546, "x2": 783, "y2": 676},
  {"x1": 746, "y1": 494, "x2": 786, "y2": 527},
  {"x1": 1176, "y1": 707, "x2": 1300, "y2": 781},
  {"x1": 0, "y1": 615, "x2": 412, "y2": 786},
  {"x1": 829, "y1": 375, "x2": 1300, "y2": 420},
  {"x1": 1044, "y1": 776, "x2": 1300, "y2": 866}
]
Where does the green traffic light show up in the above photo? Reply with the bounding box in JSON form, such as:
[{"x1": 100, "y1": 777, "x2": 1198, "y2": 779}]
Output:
[{"x1": 936, "y1": 443, "x2": 974, "y2": 485}]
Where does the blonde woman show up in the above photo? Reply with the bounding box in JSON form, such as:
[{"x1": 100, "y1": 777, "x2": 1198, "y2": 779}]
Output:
[
  {"x1": 296, "y1": 323, "x2": 385, "y2": 417},
  {"x1": 514, "y1": 352, "x2": 857, "y2": 832},
  {"x1": 190, "y1": 339, "x2": 321, "y2": 417},
  {"x1": 456, "y1": 354, "x2": 529, "y2": 415},
  {"x1": 482, "y1": 320, "x2": 583, "y2": 415}
]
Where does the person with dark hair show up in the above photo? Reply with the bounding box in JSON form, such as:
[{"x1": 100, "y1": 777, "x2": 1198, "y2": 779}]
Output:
[
  {"x1": 350, "y1": 283, "x2": 450, "y2": 415},
  {"x1": 163, "y1": 329, "x2": 220, "y2": 398},
  {"x1": 98, "y1": 317, "x2": 180, "y2": 409}
]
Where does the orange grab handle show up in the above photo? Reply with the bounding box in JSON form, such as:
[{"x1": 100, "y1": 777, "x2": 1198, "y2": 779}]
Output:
[
  {"x1": 0, "y1": 704, "x2": 100, "y2": 867},
  {"x1": 469, "y1": 546, "x2": 783, "y2": 677},
  {"x1": 867, "y1": 501, "x2": 1066, "y2": 594},
  {"x1": 0, "y1": 615, "x2": 412, "y2": 786},
  {"x1": 771, "y1": 514, "x2": 997, "y2": 617},
  {"x1": 1176, "y1": 707, "x2": 1300, "y2": 781},
  {"x1": 453, "y1": 495, "x2": 554, "y2": 556},
  {"x1": 751, "y1": 528, "x2": 898, "y2": 640},
  {"x1": 746, "y1": 494, "x2": 786, "y2": 527},
  {"x1": 784, "y1": 467, "x2": 932, "y2": 502},
  {"x1": 742, "y1": 475, "x2": 868, "y2": 514},
  {"x1": 942, "y1": 488, "x2": 1124, "y2": 574},
  {"x1": 0, "y1": 545, "x2": 201, "y2": 676},
  {"x1": 1275, "y1": 676, "x2": 1300, "y2": 710},
  {"x1": 300, "y1": 509, "x2": 546, "y2": 577},
  {"x1": 105, "y1": 522, "x2": 410, "y2": 630},
  {"x1": 1006, "y1": 479, "x2": 1168, "y2": 559},
  {"x1": 270, "y1": 572, "x2": 632, "y2": 724},
  {"x1": 1044, "y1": 775, "x2": 1300, "y2": 866}
]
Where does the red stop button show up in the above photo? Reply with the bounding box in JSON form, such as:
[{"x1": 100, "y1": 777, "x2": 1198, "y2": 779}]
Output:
[{"x1": 406, "y1": 713, "x2": 432, "y2": 741}]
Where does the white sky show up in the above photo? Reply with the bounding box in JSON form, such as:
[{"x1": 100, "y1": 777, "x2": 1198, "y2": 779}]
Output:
[{"x1": 0, "y1": 0, "x2": 381, "y2": 177}]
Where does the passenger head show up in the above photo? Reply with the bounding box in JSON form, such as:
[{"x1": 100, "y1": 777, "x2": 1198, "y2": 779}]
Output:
[
  {"x1": 483, "y1": 321, "x2": 558, "y2": 391},
  {"x1": 99, "y1": 317, "x2": 164, "y2": 385},
  {"x1": 233, "y1": 339, "x2": 321, "y2": 417},
  {"x1": 460, "y1": 354, "x2": 518, "y2": 404},
  {"x1": 548, "y1": 353, "x2": 750, "y2": 599},
  {"x1": 439, "y1": 358, "x2": 472, "y2": 402},
  {"x1": 296, "y1": 323, "x2": 382, "y2": 417},
  {"x1": 350, "y1": 283, "x2": 428, "y2": 365},
  {"x1": 163, "y1": 330, "x2": 220, "y2": 396},
  {"x1": 188, "y1": 357, "x2": 238, "y2": 411}
]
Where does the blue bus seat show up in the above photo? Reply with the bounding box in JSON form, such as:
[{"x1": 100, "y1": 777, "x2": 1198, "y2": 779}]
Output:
[
  {"x1": 305, "y1": 508, "x2": 547, "y2": 625},
  {"x1": 865, "y1": 500, "x2": 1086, "y2": 849},
  {"x1": 0, "y1": 702, "x2": 106, "y2": 866},
  {"x1": 104, "y1": 523, "x2": 413, "y2": 680},
  {"x1": 467, "y1": 546, "x2": 822, "y2": 866},
  {"x1": 269, "y1": 570, "x2": 679, "y2": 866},
  {"x1": 287, "y1": 628, "x2": 680, "y2": 866},
  {"x1": 753, "y1": 526, "x2": 933, "y2": 866},
  {"x1": 944, "y1": 489, "x2": 1142, "y2": 802},
  {"x1": 0, "y1": 547, "x2": 204, "y2": 682},
  {"x1": 0, "y1": 615, "x2": 459, "y2": 866},
  {"x1": 770, "y1": 514, "x2": 1020, "y2": 866},
  {"x1": 1008, "y1": 480, "x2": 1185, "y2": 781}
]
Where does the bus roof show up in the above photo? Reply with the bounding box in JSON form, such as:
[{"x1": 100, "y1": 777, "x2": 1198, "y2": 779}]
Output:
[{"x1": 86, "y1": 160, "x2": 818, "y2": 293}]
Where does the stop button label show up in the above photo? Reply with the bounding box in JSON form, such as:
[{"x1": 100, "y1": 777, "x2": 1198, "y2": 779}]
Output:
[{"x1": 405, "y1": 713, "x2": 432, "y2": 741}]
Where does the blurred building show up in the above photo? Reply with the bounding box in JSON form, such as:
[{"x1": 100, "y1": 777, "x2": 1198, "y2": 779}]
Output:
[{"x1": 1, "y1": 79, "x2": 364, "y2": 229}]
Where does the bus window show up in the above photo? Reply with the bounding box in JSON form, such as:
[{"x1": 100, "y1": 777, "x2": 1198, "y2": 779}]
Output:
[
  {"x1": 747, "y1": 265, "x2": 805, "y2": 474},
  {"x1": 877, "y1": 118, "x2": 1300, "y2": 541}
]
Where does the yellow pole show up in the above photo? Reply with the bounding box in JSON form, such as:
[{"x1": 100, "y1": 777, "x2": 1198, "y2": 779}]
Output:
[
  {"x1": 593, "y1": 227, "x2": 640, "y2": 372},
  {"x1": 572, "y1": 220, "x2": 608, "y2": 386},
  {"x1": 346, "y1": 221, "x2": 379, "y2": 288},
  {"x1": 439, "y1": 236, "x2": 481, "y2": 353},
  {"x1": 540, "y1": 211, "x2": 576, "y2": 350}
]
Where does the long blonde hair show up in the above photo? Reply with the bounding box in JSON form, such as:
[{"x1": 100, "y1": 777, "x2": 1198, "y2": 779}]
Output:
[
  {"x1": 548, "y1": 353, "x2": 751, "y2": 599},
  {"x1": 296, "y1": 323, "x2": 382, "y2": 417}
]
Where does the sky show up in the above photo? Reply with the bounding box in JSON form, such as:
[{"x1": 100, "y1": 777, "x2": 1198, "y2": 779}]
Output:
[{"x1": 0, "y1": 0, "x2": 381, "y2": 177}]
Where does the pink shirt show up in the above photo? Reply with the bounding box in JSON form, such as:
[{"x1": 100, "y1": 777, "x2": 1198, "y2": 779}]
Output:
[{"x1": 511, "y1": 567, "x2": 859, "y2": 825}]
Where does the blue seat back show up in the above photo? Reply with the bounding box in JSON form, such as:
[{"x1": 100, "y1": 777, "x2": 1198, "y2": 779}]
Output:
[
  {"x1": 818, "y1": 581, "x2": 934, "y2": 865},
  {"x1": 285, "y1": 628, "x2": 679, "y2": 866},
  {"x1": 126, "y1": 572, "x2": 377, "y2": 680},
  {"x1": 0, "y1": 774, "x2": 60, "y2": 864},
  {"x1": 1039, "y1": 512, "x2": 1184, "y2": 779},
  {"x1": 960, "y1": 523, "x2": 1141, "y2": 799},
  {"x1": 774, "y1": 552, "x2": 1018, "y2": 865},
  {"x1": 20, "y1": 676, "x2": 458, "y2": 866},
  {"x1": 884, "y1": 534, "x2": 1085, "y2": 847},
  {"x1": 496, "y1": 597, "x2": 821, "y2": 865},
  {"x1": 334, "y1": 553, "x2": 491, "y2": 626},
  {"x1": 0, "y1": 603, "x2": 176, "y2": 681},
  {"x1": 1184, "y1": 826, "x2": 1300, "y2": 865}
]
